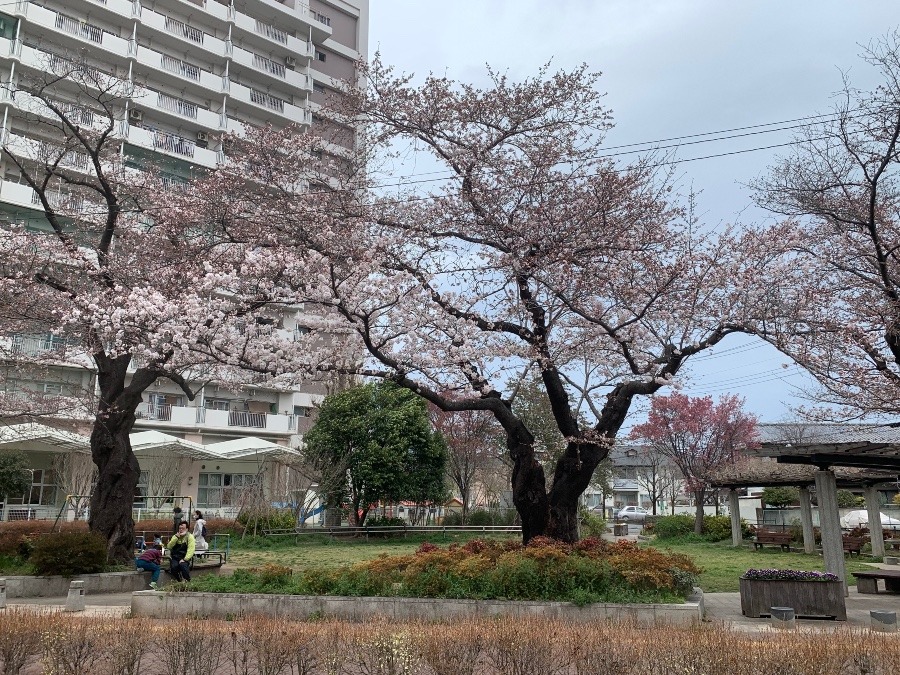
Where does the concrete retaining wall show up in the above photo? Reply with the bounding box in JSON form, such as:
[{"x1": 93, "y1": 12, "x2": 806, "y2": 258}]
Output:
[
  {"x1": 3, "y1": 564, "x2": 224, "y2": 598},
  {"x1": 4, "y1": 571, "x2": 150, "y2": 598},
  {"x1": 131, "y1": 590, "x2": 704, "y2": 624}
]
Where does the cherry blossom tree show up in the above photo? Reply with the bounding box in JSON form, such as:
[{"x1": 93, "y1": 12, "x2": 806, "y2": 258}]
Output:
[
  {"x1": 752, "y1": 32, "x2": 900, "y2": 417},
  {"x1": 260, "y1": 60, "x2": 788, "y2": 542},
  {"x1": 630, "y1": 394, "x2": 758, "y2": 534},
  {"x1": 0, "y1": 61, "x2": 340, "y2": 561}
]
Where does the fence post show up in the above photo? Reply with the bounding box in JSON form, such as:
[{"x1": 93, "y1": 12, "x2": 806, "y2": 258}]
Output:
[{"x1": 0, "y1": 578, "x2": 6, "y2": 609}]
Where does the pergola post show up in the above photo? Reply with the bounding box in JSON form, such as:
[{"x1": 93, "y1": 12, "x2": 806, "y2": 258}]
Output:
[
  {"x1": 814, "y1": 469, "x2": 847, "y2": 595},
  {"x1": 865, "y1": 484, "x2": 885, "y2": 558},
  {"x1": 798, "y1": 485, "x2": 816, "y2": 554},
  {"x1": 728, "y1": 488, "x2": 742, "y2": 546}
]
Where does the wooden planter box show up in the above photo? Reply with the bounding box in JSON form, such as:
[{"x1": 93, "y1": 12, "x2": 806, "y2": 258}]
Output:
[{"x1": 739, "y1": 577, "x2": 846, "y2": 620}]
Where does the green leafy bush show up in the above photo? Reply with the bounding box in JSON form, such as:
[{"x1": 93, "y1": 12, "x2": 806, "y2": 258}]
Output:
[
  {"x1": 761, "y1": 487, "x2": 799, "y2": 508},
  {"x1": 652, "y1": 514, "x2": 696, "y2": 539},
  {"x1": 366, "y1": 516, "x2": 406, "y2": 527},
  {"x1": 579, "y1": 509, "x2": 606, "y2": 538},
  {"x1": 702, "y1": 515, "x2": 733, "y2": 542},
  {"x1": 836, "y1": 490, "x2": 865, "y2": 508},
  {"x1": 29, "y1": 532, "x2": 107, "y2": 576},
  {"x1": 441, "y1": 511, "x2": 463, "y2": 525},
  {"x1": 237, "y1": 508, "x2": 296, "y2": 532}
]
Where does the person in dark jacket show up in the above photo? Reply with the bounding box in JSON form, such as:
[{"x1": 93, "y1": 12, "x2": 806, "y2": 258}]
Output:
[
  {"x1": 167, "y1": 520, "x2": 195, "y2": 582},
  {"x1": 172, "y1": 506, "x2": 184, "y2": 534}
]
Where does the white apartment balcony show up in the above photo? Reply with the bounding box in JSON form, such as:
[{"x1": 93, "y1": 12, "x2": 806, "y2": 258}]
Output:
[
  {"x1": 130, "y1": 87, "x2": 222, "y2": 130},
  {"x1": 228, "y1": 80, "x2": 308, "y2": 124},
  {"x1": 135, "y1": 402, "x2": 297, "y2": 433},
  {"x1": 138, "y1": 7, "x2": 229, "y2": 61},
  {"x1": 3, "y1": 132, "x2": 94, "y2": 175},
  {"x1": 0, "y1": 179, "x2": 93, "y2": 218},
  {"x1": 234, "y1": 0, "x2": 332, "y2": 43},
  {"x1": 121, "y1": 124, "x2": 220, "y2": 168},
  {"x1": 229, "y1": 44, "x2": 312, "y2": 92},
  {"x1": 231, "y1": 11, "x2": 313, "y2": 60},
  {"x1": 20, "y1": 4, "x2": 132, "y2": 63},
  {"x1": 132, "y1": 45, "x2": 225, "y2": 97},
  {"x1": 53, "y1": 0, "x2": 142, "y2": 23}
]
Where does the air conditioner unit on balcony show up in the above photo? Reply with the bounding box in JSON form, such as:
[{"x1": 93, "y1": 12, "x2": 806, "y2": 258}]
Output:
[
  {"x1": 196, "y1": 130, "x2": 209, "y2": 145},
  {"x1": 128, "y1": 108, "x2": 143, "y2": 123},
  {"x1": 285, "y1": 56, "x2": 297, "y2": 68}
]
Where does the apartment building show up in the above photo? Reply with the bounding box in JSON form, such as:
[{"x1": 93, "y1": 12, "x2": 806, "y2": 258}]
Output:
[{"x1": 0, "y1": 0, "x2": 369, "y2": 518}]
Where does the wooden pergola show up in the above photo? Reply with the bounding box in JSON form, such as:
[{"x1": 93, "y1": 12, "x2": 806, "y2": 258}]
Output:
[{"x1": 714, "y1": 424, "x2": 900, "y2": 592}]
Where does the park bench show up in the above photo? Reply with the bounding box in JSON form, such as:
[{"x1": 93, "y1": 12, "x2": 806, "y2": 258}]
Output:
[
  {"x1": 852, "y1": 569, "x2": 900, "y2": 594},
  {"x1": 753, "y1": 530, "x2": 793, "y2": 551},
  {"x1": 842, "y1": 535, "x2": 867, "y2": 556}
]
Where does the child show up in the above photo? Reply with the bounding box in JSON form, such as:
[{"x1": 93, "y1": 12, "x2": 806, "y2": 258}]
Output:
[{"x1": 135, "y1": 543, "x2": 163, "y2": 589}]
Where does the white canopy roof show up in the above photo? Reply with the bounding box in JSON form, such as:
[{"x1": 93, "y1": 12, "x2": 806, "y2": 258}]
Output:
[
  {"x1": 203, "y1": 437, "x2": 299, "y2": 459},
  {"x1": 0, "y1": 423, "x2": 89, "y2": 453},
  {"x1": 0, "y1": 425, "x2": 294, "y2": 462},
  {"x1": 130, "y1": 431, "x2": 208, "y2": 458}
]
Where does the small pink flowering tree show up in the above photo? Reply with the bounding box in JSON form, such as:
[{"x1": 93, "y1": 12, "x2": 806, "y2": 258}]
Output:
[{"x1": 631, "y1": 394, "x2": 758, "y2": 534}]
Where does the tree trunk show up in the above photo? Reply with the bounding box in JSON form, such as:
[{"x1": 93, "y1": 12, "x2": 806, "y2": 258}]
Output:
[
  {"x1": 461, "y1": 484, "x2": 470, "y2": 524},
  {"x1": 508, "y1": 434, "x2": 548, "y2": 544},
  {"x1": 694, "y1": 491, "x2": 705, "y2": 535},
  {"x1": 88, "y1": 408, "x2": 140, "y2": 564},
  {"x1": 547, "y1": 441, "x2": 609, "y2": 543}
]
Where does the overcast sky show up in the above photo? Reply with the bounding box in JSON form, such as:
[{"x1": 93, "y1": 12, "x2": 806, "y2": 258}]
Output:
[{"x1": 367, "y1": 1, "x2": 899, "y2": 424}]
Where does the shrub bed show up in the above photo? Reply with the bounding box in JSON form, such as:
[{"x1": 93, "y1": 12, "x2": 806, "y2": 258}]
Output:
[
  {"x1": 650, "y1": 514, "x2": 752, "y2": 542},
  {"x1": 187, "y1": 537, "x2": 701, "y2": 604},
  {"x1": 0, "y1": 611, "x2": 898, "y2": 675}
]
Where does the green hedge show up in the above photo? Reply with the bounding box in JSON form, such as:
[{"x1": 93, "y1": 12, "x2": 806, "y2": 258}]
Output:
[{"x1": 29, "y1": 532, "x2": 107, "y2": 576}]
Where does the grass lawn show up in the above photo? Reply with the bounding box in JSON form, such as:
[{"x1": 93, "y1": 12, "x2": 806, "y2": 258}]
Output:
[
  {"x1": 224, "y1": 534, "x2": 879, "y2": 595},
  {"x1": 650, "y1": 539, "x2": 880, "y2": 592},
  {"x1": 225, "y1": 532, "x2": 519, "y2": 570}
]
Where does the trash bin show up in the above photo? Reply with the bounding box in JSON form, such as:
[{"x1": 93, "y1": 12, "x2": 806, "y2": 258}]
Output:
[{"x1": 613, "y1": 523, "x2": 628, "y2": 536}]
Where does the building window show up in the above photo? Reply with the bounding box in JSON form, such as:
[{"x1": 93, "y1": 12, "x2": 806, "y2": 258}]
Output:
[
  {"x1": 6, "y1": 469, "x2": 57, "y2": 506},
  {"x1": 315, "y1": 50, "x2": 327, "y2": 62},
  {"x1": 293, "y1": 405, "x2": 312, "y2": 417},
  {"x1": 197, "y1": 472, "x2": 256, "y2": 508},
  {"x1": 134, "y1": 470, "x2": 150, "y2": 507}
]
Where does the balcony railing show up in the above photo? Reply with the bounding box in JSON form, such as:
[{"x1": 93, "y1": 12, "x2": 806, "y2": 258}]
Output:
[
  {"x1": 250, "y1": 89, "x2": 285, "y2": 112},
  {"x1": 138, "y1": 402, "x2": 172, "y2": 421},
  {"x1": 161, "y1": 55, "x2": 200, "y2": 81},
  {"x1": 31, "y1": 190, "x2": 85, "y2": 213},
  {"x1": 312, "y1": 12, "x2": 331, "y2": 27},
  {"x1": 55, "y1": 14, "x2": 104, "y2": 44},
  {"x1": 253, "y1": 54, "x2": 286, "y2": 78},
  {"x1": 10, "y1": 335, "x2": 69, "y2": 357},
  {"x1": 164, "y1": 16, "x2": 204, "y2": 45},
  {"x1": 157, "y1": 92, "x2": 198, "y2": 119},
  {"x1": 55, "y1": 101, "x2": 96, "y2": 127},
  {"x1": 48, "y1": 54, "x2": 103, "y2": 82},
  {"x1": 228, "y1": 410, "x2": 266, "y2": 428},
  {"x1": 152, "y1": 130, "x2": 196, "y2": 158},
  {"x1": 254, "y1": 20, "x2": 287, "y2": 45}
]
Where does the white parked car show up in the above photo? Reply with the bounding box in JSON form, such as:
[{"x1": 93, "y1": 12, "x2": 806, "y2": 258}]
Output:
[{"x1": 615, "y1": 506, "x2": 649, "y2": 523}]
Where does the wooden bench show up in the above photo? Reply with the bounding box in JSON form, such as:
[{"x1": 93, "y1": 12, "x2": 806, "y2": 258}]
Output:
[
  {"x1": 754, "y1": 531, "x2": 793, "y2": 551},
  {"x1": 852, "y1": 569, "x2": 900, "y2": 594},
  {"x1": 842, "y1": 536, "x2": 868, "y2": 556}
]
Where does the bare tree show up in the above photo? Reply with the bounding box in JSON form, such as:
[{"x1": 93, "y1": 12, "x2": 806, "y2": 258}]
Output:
[
  {"x1": 633, "y1": 445, "x2": 675, "y2": 516},
  {"x1": 51, "y1": 451, "x2": 96, "y2": 520},
  {"x1": 430, "y1": 405, "x2": 501, "y2": 523},
  {"x1": 143, "y1": 453, "x2": 188, "y2": 510}
]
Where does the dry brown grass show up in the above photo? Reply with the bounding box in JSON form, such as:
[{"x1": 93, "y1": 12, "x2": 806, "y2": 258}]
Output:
[{"x1": 1, "y1": 612, "x2": 899, "y2": 674}]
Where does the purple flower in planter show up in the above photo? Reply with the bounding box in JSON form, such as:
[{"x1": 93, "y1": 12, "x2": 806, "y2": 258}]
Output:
[{"x1": 742, "y1": 568, "x2": 840, "y2": 582}]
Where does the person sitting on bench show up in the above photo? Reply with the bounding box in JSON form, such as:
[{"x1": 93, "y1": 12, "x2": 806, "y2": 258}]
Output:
[{"x1": 167, "y1": 521, "x2": 195, "y2": 582}]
